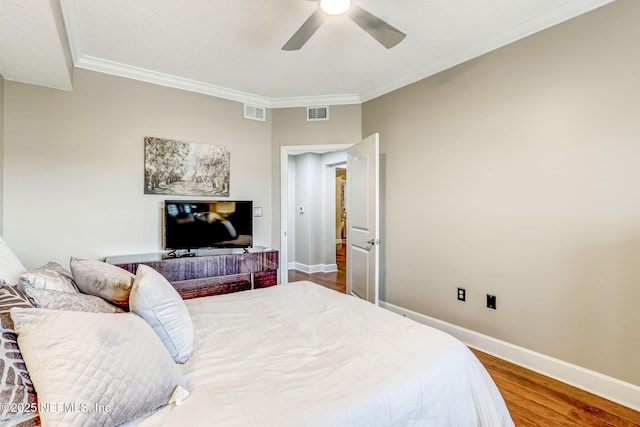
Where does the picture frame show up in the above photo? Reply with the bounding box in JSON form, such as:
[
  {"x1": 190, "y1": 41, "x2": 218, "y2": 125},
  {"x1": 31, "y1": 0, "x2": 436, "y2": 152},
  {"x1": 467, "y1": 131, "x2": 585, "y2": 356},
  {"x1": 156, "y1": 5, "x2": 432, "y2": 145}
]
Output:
[{"x1": 144, "y1": 136, "x2": 230, "y2": 196}]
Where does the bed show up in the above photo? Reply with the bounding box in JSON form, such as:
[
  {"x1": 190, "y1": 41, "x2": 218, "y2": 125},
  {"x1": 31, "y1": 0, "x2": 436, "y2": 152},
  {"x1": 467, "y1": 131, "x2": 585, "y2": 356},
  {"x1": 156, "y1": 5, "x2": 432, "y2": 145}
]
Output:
[
  {"x1": 128, "y1": 281, "x2": 513, "y2": 426},
  {"x1": 1, "y1": 237, "x2": 513, "y2": 426}
]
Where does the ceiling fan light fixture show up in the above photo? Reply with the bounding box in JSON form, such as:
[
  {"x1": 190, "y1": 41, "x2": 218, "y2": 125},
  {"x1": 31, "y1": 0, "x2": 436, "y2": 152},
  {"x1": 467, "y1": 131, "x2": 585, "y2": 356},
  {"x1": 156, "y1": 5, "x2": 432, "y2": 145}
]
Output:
[
  {"x1": 282, "y1": 0, "x2": 405, "y2": 51},
  {"x1": 320, "y1": 0, "x2": 351, "y2": 15}
]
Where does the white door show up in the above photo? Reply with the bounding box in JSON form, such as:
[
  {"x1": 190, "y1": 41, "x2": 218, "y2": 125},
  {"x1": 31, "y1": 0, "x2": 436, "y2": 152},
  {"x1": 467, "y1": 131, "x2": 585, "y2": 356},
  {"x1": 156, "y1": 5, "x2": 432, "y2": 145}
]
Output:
[{"x1": 346, "y1": 133, "x2": 380, "y2": 305}]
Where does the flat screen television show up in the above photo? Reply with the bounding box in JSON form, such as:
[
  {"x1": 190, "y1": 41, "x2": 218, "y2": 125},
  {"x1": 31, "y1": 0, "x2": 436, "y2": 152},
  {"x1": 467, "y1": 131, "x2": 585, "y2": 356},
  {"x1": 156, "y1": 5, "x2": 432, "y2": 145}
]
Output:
[{"x1": 164, "y1": 200, "x2": 253, "y2": 251}]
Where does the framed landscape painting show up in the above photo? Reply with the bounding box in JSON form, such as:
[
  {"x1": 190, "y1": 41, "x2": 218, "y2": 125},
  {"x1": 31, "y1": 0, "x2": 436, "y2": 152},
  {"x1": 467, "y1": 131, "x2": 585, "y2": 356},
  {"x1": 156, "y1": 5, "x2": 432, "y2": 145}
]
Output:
[{"x1": 144, "y1": 136, "x2": 230, "y2": 196}]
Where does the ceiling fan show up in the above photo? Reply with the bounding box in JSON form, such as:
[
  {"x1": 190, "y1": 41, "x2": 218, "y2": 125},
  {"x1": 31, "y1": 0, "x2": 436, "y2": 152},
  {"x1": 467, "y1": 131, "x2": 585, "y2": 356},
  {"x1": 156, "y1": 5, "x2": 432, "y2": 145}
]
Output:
[{"x1": 282, "y1": 0, "x2": 406, "y2": 50}]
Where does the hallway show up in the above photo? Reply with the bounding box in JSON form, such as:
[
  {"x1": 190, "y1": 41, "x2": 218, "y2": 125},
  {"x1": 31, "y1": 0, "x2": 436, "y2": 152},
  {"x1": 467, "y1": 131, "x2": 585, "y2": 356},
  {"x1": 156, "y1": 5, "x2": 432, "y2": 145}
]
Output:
[{"x1": 288, "y1": 242, "x2": 346, "y2": 293}]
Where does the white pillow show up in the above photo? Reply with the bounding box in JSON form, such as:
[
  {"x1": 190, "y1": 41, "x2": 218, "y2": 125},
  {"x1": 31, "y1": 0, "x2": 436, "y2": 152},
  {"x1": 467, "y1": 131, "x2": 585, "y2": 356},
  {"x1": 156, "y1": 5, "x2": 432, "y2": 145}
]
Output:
[
  {"x1": 129, "y1": 264, "x2": 194, "y2": 363},
  {"x1": 0, "y1": 236, "x2": 27, "y2": 286},
  {"x1": 11, "y1": 308, "x2": 186, "y2": 427},
  {"x1": 18, "y1": 261, "x2": 79, "y2": 293},
  {"x1": 70, "y1": 257, "x2": 134, "y2": 307}
]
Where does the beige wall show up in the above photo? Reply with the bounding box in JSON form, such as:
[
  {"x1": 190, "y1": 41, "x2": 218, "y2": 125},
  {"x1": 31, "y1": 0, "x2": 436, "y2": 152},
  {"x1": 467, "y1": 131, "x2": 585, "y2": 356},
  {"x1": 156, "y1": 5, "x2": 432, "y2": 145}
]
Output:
[
  {"x1": 271, "y1": 106, "x2": 362, "y2": 147},
  {"x1": 270, "y1": 105, "x2": 362, "y2": 259},
  {"x1": 363, "y1": 0, "x2": 640, "y2": 386},
  {"x1": 2, "y1": 72, "x2": 362, "y2": 272},
  {"x1": 4, "y1": 69, "x2": 272, "y2": 268}
]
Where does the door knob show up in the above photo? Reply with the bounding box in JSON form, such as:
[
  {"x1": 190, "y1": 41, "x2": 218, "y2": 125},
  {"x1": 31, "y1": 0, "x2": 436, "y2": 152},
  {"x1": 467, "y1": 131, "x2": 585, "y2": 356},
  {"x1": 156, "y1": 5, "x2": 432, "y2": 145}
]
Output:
[{"x1": 366, "y1": 238, "x2": 381, "y2": 250}]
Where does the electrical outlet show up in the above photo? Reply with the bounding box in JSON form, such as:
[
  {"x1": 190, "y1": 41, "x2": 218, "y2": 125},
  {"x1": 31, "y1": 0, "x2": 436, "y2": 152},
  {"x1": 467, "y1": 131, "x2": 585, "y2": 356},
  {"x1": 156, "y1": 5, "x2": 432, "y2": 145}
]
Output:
[
  {"x1": 457, "y1": 287, "x2": 466, "y2": 302},
  {"x1": 486, "y1": 294, "x2": 496, "y2": 309}
]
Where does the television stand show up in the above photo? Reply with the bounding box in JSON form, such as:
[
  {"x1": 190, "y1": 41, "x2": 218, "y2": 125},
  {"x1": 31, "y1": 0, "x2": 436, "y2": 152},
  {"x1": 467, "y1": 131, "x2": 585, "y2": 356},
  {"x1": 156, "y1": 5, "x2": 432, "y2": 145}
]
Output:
[{"x1": 105, "y1": 248, "x2": 278, "y2": 299}]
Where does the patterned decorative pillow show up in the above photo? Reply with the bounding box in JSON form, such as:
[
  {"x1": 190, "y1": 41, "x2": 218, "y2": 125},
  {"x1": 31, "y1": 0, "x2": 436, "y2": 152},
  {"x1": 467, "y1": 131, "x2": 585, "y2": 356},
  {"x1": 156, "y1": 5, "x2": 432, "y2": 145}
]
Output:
[
  {"x1": 0, "y1": 236, "x2": 28, "y2": 286},
  {"x1": 18, "y1": 261, "x2": 79, "y2": 293},
  {"x1": 11, "y1": 308, "x2": 186, "y2": 427},
  {"x1": 70, "y1": 257, "x2": 134, "y2": 308},
  {"x1": 0, "y1": 285, "x2": 39, "y2": 426},
  {"x1": 24, "y1": 287, "x2": 124, "y2": 313}
]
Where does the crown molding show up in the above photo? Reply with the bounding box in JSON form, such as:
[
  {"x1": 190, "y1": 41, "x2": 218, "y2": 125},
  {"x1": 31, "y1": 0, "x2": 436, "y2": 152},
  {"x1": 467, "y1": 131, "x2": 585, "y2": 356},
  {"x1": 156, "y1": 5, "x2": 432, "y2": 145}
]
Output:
[
  {"x1": 359, "y1": 0, "x2": 615, "y2": 102},
  {"x1": 61, "y1": 0, "x2": 613, "y2": 108},
  {"x1": 61, "y1": 0, "x2": 360, "y2": 108},
  {"x1": 75, "y1": 55, "x2": 361, "y2": 109},
  {"x1": 75, "y1": 55, "x2": 274, "y2": 107},
  {"x1": 269, "y1": 93, "x2": 361, "y2": 108}
]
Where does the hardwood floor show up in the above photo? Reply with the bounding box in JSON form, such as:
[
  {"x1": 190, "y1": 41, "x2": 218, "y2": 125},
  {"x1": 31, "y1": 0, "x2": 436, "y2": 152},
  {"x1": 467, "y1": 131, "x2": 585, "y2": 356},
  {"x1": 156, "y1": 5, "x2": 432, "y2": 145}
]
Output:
[
  {"x1": 472, "y1": 349, "x2": 640, "y2": 426},
  {"x1": 288, "y1": 242, "x2": 346, "y2": 294},
  {"x1": 287, "y1": 245, "x2": 640, "y2": 426}
]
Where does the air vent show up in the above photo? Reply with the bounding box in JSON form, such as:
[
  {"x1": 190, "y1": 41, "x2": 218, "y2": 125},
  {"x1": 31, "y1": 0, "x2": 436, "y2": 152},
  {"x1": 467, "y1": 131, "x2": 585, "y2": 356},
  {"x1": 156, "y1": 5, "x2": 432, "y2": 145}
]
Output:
[
  {"x1": 307, "y1": 106, "x2": 329, "y2": 121},
  {"x1": 244, "y1": 104, "x2": 266, "y2": 122}
]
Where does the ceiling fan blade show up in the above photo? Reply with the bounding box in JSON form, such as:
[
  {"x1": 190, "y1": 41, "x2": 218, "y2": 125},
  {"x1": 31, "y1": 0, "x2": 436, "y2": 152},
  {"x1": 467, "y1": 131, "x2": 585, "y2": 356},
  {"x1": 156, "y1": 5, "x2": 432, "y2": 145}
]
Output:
[
  {"x1": 347, "y1": 5, "x2": 406, "y2": 49},
  {"x1": 282, "y1": 9, "x2": 325, "y2": 51}
]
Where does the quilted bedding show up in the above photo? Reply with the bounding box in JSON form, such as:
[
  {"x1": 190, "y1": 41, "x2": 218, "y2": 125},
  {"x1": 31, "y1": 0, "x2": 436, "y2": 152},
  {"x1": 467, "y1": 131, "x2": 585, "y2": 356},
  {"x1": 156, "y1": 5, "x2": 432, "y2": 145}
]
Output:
[{"x1": 129, "y1": 280, "x2": 514, "y2": 426}]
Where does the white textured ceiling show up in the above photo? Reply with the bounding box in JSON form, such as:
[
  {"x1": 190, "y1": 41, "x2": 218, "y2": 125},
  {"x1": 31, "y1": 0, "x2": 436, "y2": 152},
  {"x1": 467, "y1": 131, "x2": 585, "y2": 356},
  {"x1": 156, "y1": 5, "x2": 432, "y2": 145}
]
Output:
[
  {"x1": 1, "y1": 0, "x2": 614, "y2": 107},
  {"x1": 0, "y1": 0, "x2": 72, "y2": 90}
]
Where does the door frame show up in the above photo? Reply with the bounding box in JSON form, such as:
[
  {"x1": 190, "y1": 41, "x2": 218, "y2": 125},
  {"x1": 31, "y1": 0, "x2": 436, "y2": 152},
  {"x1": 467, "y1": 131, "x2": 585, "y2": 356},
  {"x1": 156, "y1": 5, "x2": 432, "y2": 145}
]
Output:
[{"x1": 279, "y1": 144, "x2": 353, "y2": 284}]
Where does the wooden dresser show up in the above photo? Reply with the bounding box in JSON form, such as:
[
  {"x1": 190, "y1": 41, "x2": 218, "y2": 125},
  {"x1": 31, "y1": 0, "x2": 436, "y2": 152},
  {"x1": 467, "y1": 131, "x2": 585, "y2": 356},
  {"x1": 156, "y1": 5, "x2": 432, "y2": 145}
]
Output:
[{"x1": 105, "y1": 248, "x2": 278, "y2": 299}]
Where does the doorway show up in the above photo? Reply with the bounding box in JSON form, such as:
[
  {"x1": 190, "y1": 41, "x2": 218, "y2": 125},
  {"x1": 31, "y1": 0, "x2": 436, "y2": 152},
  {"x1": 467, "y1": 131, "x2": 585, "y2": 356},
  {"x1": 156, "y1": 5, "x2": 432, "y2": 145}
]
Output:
[
  {"x1": 335, "y1": 167, "x2": 347, "y2": 289},
  {"x1": 287, "y1": 165, "x2": 347, "y2": 293},
  {"x1": 279, "y1": 144, "x2": 351, "y2": 287}
]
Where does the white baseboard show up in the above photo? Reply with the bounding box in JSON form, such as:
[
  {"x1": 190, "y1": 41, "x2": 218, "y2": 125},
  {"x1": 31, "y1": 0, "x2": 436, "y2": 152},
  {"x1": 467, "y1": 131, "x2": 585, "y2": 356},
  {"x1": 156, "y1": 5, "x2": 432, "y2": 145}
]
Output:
[
  {"x1": 380, "y1": 301, "x2": 640, "y2": 412},
  {"x1": 323, "y1": 264, "x2": 338, "y2": 273},
  {"x1": 288, "y1": 262, "x2": 338, "y2": 274}
]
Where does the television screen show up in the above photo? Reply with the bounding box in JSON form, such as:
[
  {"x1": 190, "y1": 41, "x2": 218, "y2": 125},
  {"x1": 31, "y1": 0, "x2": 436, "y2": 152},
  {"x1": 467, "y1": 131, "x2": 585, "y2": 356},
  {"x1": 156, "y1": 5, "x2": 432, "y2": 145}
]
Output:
[{"x1": 164, "y1": 200, "x2": 253, "y2": 250}]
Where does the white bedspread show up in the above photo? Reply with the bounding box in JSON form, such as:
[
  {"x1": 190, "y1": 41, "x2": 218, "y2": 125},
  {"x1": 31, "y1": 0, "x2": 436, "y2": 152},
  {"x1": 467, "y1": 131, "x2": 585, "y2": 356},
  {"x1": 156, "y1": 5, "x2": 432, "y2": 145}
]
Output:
[{"x1": 130, "y1": 281, "x2": 513, "y2": 426}]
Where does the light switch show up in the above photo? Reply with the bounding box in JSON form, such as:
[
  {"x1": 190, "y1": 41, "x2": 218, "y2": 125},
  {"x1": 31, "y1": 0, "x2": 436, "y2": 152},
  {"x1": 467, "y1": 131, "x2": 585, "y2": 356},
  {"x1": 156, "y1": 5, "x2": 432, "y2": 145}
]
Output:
[{"x1": 253, "y1": 207, "x2": 263, "y2": 217}]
